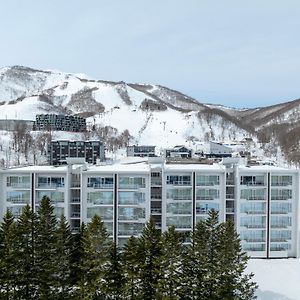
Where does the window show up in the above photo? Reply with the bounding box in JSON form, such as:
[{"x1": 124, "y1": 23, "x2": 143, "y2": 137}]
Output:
[
  {"x1": 87, "y1": 177, "x2": 113, "y2": 188},
  {"x1": 196, "y1": 203, "x2": 219, "y2": 214},
  {"x1": 87, "y1": 191, "x2": 113, "y2": 205},
  {"x1": 87, "y1": 207, "x2": 113, "y2": 220},
  {"x1": 7, "y1": 176, "x2": 30, "y2": 188},
  {"x1": 240, "y1": 189, "x2": 265, "y2": 200},
  {"x1": 166, "y1": 175, "x2": 191, "y2": 186},
  {"x1": 196, "y1": 189, "x2": 219, "y2": 200},
  {"x1": 7, "y1": 191, "x2": 30, "y2": 204},
  {"x1": 196, "y1": 175, "x2": 219, "y2": 186},
  {"x1": 271, "y1": 189, "x2": 292, "y2": 201},
  {"x1": 271, "y1": 176, "x2": 292, "y2": 186},
  {"x1": 240, "y1": 175, "x2": 265, "y2": 186},
  {"x1": 119, "y1": 177, "x2": 145, "y2": 189},
  {"x1": 167, "y1": 202, "x2": 192, "y2": 214},
  {"x1": 118, "y1": 192, "x2": 145, "y2": 205},
  {"x1": 167, "y1": 188, "x2": 192, "y2": 200}
]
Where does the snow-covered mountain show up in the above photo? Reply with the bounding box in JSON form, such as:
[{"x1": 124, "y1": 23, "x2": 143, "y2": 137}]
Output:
[{"x1": 0, "y1": 65, "x2": 299, "y2": 164}]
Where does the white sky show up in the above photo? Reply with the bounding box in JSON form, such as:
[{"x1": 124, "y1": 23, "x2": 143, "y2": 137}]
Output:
[{"x1": 1, "y1": 0, "x2": 300, "y2": 108}]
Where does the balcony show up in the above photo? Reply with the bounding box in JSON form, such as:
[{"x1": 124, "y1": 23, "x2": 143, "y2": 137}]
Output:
[
  {"x1": 270, "y1": 224, "x2": 290, "y2": 229},
  {"x1": 37, "y1": 183, "x2": 64, "y2": 189},
  {"x1": 151, "y1": 194, "x2": 162, "y2": 200},
  {"x1": 118, "y1": 230, "x2": 140, "y2": 236},
  {"x1": 242, "y1": 224, "x2": 265, "y2": 229},
  {"x1": 151, "y1": 208, "x2": 162, "y2": 214},
  {"x1": 166, "y1": 181, "x2": 191, "y2": 186},
  {"x1": 226, "y1": 194, "x2": 235, "y2": 199},
  {"x1": 8, "y1": 198, "x2": 30, "y2": 204},
  {"x1": 197, "y1": 182, "x2": 219, "y2": 186},
  {"x1": 242, "y1": 238, "x2": 265, "y2": 243},
  {"x1": 271, "y1": 196, "x2": 291, "y2": 201},
  {"x1": 119, "y1": 184, "x2": 145, "y2": 189},
  {"x1": 71, "y1": 197, "x2": 81, "y2": 203},
  {"x1": 271, "y1": 210, "x2": 290, "y2": 214},
  {"x1": 196, "y1": 196, "x2": 218, "y2": 201},
  {"x1": 71, "y1": 212, "x2": 80, "y2": 218},
  {"x1": 242, "y1": 210, "x2": 266, "y2": 215},
  {"x1": 88, "y1": 183, "x2": 114, "y2": 189},
  {"x1": 71, "y1": 182, "x2": 81, "y2": 188},
  {"x1": 151, "y1": 179, "x2": 162, "y2": 186},
  {"x1": 270, "y1": 238, "x2": 290, "y2": 242},
  {"x1": 7, "y1": 183, "x2": 30, "y2": 188},
  {"x1": 226, "y1": 207, "x2": 234, "y2": 213}
]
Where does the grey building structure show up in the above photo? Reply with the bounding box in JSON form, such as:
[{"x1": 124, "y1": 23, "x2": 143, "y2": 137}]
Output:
[
  {"x1": 34, "y1": 114, "x2": 86, "y2": 132},
  {"x1": 127, "y1": 145, "x2": 156, "y2": 157},
  {"x1": 48, "y1": 140, "x2": 105, "y2": 165}
]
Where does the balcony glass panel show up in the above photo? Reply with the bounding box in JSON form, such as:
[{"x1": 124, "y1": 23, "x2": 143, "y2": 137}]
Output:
[
  {"x1": 270, "y1": 230, "x2": 291, "y2": 242},
  {"x1": 166, "y1": 175, "x2": 191, "y2": 186},
  {"x1": 167, "y1": 202, "x2": 192, "y2": 214},
  {"x1": 240, "y1": 175, "x2": 265, "y2": 186},
  {"x1": 242, "y1": 243, "x2": 265, "y2": 251},
  {"x1": 240, "y1": 216, "x2": 266, "y2": 228},
  {"x1": 270, "y1": 216, "x2": 292, "y2": 228},
  {"x1": 271, "y1": 189, "x2": 292, "y2": 201},
  {"x1": 119, "y1": 177, "x2": 146, "y2": 189},
  {"x1": 240, "y1": 189, "x2": 266, "y2": 200},
  {"x1": 196, "y1": 175, "x2": 219, "y2": 186},
  {"x1": 87, "y1": 177, "x2": 113, "y2": 189},
  {"x1": 240, "y1": 230, "x2": 266, "y2": 242},
  {"x1": 87, "y1": 207, "x2": 113, "y2": 220},
  {"x1": 166, "y1": 188, "x2": 192, "y2": 200},
  {"x1": 271, "y1": 203, "x2": 292, "y2": 214},
  {"x1": 196, "y1": 203, "x2": 219, "y2": 214},
  {"x1": 7, "y1": 176, "x2": 30, "y2": 188},
  {"x1": 270, "y1": 243, "x2": 291, "y2": 251},
  {"x1": 196, "y1": 189, "x2": 219, "y2": 200},
  {"x1": 118, "y1": 207, "x2": 145, "y2": 220},
  {"x1": 166, "y1": 216, "x2": 192, "y2": 229},
  {"x1": 271, "y1": 175, "x2": 292, "y2": 186},
  {"x1": 36, "y1": 191, "x2": 64, "y2": 203},
  {"x1": 118, "y1": 223, "x2": 144, "y2": 236},
  {"x1": 118, "y1": 191, "x2": 145, "y2": 205},
  {"x1": 87, "y1": 191, "x2": 113, "y2": 205},
  {"x1": 37, "y1": 177, "x2": 65, "y2": 188},
  {"x1": 241, "y1": 202, "x2": 266, "y2": 214},
  {"x1": 7, "y1": 191, "x2": 30, "y2": 204}
]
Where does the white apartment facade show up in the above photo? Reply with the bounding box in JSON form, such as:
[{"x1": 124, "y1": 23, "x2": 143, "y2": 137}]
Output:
[{"x1": 0, "y1": 157, "x2": 299, "y2": 258}]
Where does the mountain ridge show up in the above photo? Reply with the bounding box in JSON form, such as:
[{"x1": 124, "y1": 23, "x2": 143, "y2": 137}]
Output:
[{"x1": 0, "y1": 65, "x2": 299, "y2": 165}]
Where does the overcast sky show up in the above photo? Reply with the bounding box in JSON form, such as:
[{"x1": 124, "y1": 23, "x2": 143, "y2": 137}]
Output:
[{"x1": 1, "y1": 0, "x2": 300, "y2": 108}]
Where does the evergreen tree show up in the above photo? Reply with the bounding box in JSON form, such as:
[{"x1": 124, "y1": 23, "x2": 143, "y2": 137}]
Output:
[
  {"x1": 53, "y1": 215, "x2": 73, "y2": 298},
  {"x1": 122, "y1": 236, "x2": 140, "y2": 299},
  {"x1": 77, "y1": 215, "x2": 111, "y2": 299},
  {"x1": 158, "y1": 226, "x2": 184, "y2": 300},
  {"x1": 102, "y1": 242, "x2": 125, "y2": 299},
  {"x1": 70, "y1": 222, "x2": 86, "y2": 287},
  {"x1": 15, "y1": 205, "x2": 38, "y2": 299},
  {"x1": 35, "y1": 196, "x2": 58, "y2": 299},
  {"x1": 137, "y1": 217, "x2": 162, "y2": 300},
  {"x1": 217, "y1": 221, "x2": 257, "y2": 300},
  {"x1": 0, "y1": 210, "x2": 17, "y2": 299}
]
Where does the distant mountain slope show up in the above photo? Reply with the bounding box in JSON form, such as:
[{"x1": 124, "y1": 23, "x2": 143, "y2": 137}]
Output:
[{"x1": 0, "y1": 65, "x2": 299, "y2": 164}]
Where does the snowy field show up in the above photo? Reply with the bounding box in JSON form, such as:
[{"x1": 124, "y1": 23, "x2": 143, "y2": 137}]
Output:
[{"x1": 247, "y1": 259, "x2": 300, "y2": 300}]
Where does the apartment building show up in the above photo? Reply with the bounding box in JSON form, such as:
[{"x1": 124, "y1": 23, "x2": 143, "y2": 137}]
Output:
[
  {"x1": 48, "y1": 140, "x2": 105, "y2": 165},
  {"x1": 34, "y1": 114, "x2": 86, "y2": 132},
  {"x1": 126, "y1": 145, "x2": 156, "y2": 157},
  {"x1": 0, "y1": 157, "x2": 298, "y2": 258}
]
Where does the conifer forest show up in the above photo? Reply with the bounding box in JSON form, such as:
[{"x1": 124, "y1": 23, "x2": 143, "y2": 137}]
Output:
[{"x1": 0, "y1": 197, "x2": 257, "y2": 299}]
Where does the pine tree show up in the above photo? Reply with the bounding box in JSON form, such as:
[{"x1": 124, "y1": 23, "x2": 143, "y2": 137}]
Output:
[
  {"x1": 122, "y1": 236, "x2": 140, "y2": 299},
  {"x1": 77, "y1": 215, "x2": 111, "y2": 299},
  {"x1": 216, "y1": 221, "x2": 257, "y2": 300},
  {"x1": 158, "y1": 225, "x2": 184, "y2": 300},
  {"x1": 70, "y1": 222, "x2": 86, "y2": 288},
  {"x1": 35, "y1": 196, "x2": 58, "y2": 299},
  {"x1": 15, "y1": 205, "x2": 38, "y2": 299},
  {"x1": 137, "y1": 217, "x2": 162, "y2": 300},
  {"x1": 102, "y1": 242, "x2": 125, "y2": 299},
  {"x1": 0, "y1": 210, "x2": 17, "y2": 299},
  {"x1": 53, "y1": 215, "x2": 73, "y2": 298}
]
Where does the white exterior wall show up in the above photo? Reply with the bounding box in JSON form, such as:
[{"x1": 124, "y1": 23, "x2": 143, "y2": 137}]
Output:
[{"x1": 0, "y1": 162, "x2": 299, "y2": 258}]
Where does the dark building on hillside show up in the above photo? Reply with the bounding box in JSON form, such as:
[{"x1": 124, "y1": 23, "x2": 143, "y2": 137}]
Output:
[
  {"x1": 34, "y1": 114, "x2": 86, "y2": 132},
  {"x1": 126, "y1": 145, "x2": 156, "y2": 157},
  {"x1": 48, "y1": 140, "x2": 105, "y2": 165},
  {"x1": 164, "y1": 145, "x2": 192, "y2": 159}
]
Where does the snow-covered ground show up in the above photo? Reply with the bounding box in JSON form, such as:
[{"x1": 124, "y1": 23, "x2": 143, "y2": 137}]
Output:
[{"x1": 247, "y1": 259, "x2": 300, "y2": 300}]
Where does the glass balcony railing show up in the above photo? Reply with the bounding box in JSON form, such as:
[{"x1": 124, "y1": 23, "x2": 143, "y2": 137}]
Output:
[
  {"x1": 7, "y1": 183, "x2": 31, "y2": 188},
  {"x1": 166, "y1": 181, "x2": 191, "y2": 186},
  {"x1": 87, "y1": 183, "x2": 114, "y2": 189}
]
